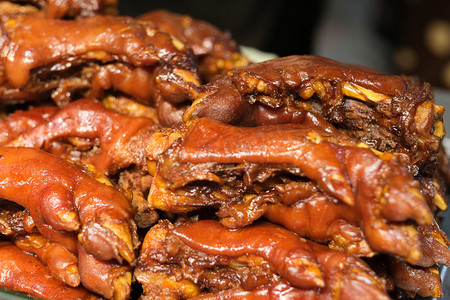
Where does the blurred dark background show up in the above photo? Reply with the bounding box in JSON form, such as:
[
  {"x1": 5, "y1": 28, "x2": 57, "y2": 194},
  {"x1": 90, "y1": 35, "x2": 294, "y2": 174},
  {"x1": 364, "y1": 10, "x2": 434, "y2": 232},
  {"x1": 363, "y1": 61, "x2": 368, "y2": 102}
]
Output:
[
  {"x1": 119, "y1": 0, "x2": 450, "y2": 91},
  {"x1": 119, "y1": 0, "x2": 324, "y2": 57}
]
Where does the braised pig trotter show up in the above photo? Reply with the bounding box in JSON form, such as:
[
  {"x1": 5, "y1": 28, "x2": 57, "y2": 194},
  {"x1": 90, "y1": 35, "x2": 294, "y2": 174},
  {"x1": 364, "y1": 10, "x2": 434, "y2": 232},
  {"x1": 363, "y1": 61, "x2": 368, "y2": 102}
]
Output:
[
  {"x1": 139, "y1": 9, "x2": 249, "y2": 82},
  {"x1": 184, "y1": 55, "x2": 445, "y2": 171},
  {"x1": 0, "y1": 147, "x2": 138, "y2": 263},
  {"x1": 136, "y1": 219, "x2": 389, "y2": 299},
  {"x1": 0, "y1": 15, "x2": 200, "y2": 112},
  {"x1": 0, "y1": 241, "x2": 99, "y2": 300}
]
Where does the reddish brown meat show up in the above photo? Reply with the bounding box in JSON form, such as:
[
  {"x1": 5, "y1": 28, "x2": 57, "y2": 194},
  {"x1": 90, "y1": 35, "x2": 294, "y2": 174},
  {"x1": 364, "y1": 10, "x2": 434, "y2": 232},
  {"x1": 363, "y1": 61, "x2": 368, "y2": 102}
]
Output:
[
  {"x1": 0, "y1": 242, "x2": 99, "y2": 300},
  {"x1": 386, "y1": 257, "x2": 443, "y2": 298},
  {"x1": 139, "y1": 9, "x2": 249, "y2": 82},
  {"x1": 0, "y1": 147, "x2": 138, "y2": 264},
  {"x1": 14, "y1": 233, "x2": 80, "y2": 287},
  {"x1": 0, "y1": 105, "x2": 57, "y2": 146},
  {"x1": 184, "y1": 55, "x2": 445, "y2": 172},
  {"x1": 78, "y1": 242, "x2": 132, "y2": 299},
  {"x1": 147, "y1": 118, "x2": 433, "y2": 264},
  {"x1": 0, "y1": 14, "x2": 200, "y2": 118},
  {"x1": 8, "y1": 98, "x2": 158, "y2": 174},
  {"x1": 6, "y1": 0, "x2": 116, "y2": 18},
  {"x1": 136, "y1": 219, "x2": 389, "y2": 300}
]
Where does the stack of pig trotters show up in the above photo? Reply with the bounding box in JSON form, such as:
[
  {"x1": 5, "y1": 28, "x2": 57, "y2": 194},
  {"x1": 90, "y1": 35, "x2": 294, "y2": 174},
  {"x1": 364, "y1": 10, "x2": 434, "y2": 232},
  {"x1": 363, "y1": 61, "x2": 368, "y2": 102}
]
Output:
[{"x1": 0, "y1": 1, "x2": 448, "y2": 299}]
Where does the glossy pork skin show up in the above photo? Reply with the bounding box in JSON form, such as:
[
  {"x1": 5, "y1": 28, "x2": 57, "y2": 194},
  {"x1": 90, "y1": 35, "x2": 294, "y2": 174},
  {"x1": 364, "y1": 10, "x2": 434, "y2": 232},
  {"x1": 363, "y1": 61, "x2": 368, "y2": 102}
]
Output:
[
  {"x1": 6, "y1": 0, "x2": 111, "y2": 18},
  {"x1": 136, "y1": 219, "x2": 389, "y2": 300},
  {"x1": 8, "y1": 99, "x2": 158, "y2": 174},
  {"x1": 0, "y1": 147, "x2": 137, "y2": 263},
  {"x1": 139, "y1": 9, "x2": 249, "y2": 82},
  {"x1": 0, "y1": 14, "x2": 200, "y2": 115},
  {"x1": 184, "y1": 55, "x2": 445, "y2": 171},
  {"x1": 149, "y1": 118, "x2": 433, "y2": 263},
  {"x1": 0, "y1": 242, "x2": 99, "y2": 300}
]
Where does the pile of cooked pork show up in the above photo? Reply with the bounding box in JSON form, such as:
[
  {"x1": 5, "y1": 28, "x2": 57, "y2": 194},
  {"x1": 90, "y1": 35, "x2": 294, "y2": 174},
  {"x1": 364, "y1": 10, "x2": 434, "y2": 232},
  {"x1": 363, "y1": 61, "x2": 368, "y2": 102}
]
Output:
[{"x1": 0, "y1": 0, "x2": 448, "y2": 299}]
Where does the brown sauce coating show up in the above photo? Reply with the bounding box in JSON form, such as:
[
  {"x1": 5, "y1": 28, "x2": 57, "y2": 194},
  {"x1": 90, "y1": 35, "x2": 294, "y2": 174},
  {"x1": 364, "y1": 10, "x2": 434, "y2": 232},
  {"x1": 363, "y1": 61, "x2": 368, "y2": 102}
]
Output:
[
  {"x1": 0, "y1": 147, "x2": 138, "y2": 264},
  {"x1": 3, "y1": 16, "x2": 157, "y2": 88},
  {"x1": 0, "y1": 14, "x2": 200, "y2": 110},
  {"x1": 173, "y1": 220, "x2": 324, "y2": 290},
  {"x1": 0, "y1": 204, "x2": 80, "y2": 287},
  {"x1": 0, "y1": 241, "x2": 99, "y2": 300},
  {"x1": 139, "y1": 9, "x2": 249, "y2": 82},
  {"x1": 14, "y1": 233, "x2": 81, "y2": 287},
  {"x1": 184, "y1": 55, "x2": 445, "y2": 172},
  {"x1": 78, "y1": 242, "x2": 132, "y2": 299},
  {"x1": 136, "y1": 219, "x2": 389, "y2": 300},
  {"x1": 148, "y1": 118, "x2": 436, "y2": 264},
  {"x1": 0, "y1": 202, "x2": 136, "y2": 298},
  {"x1": 0, "y1": 105, "x2": 58, "y2": 146},
  {"x1": 386, "y1": 257, "x2": 443, "y2": 298},
  {"x1": 6, "y1": 0, "x2": 115, "y2": 18},
  {"x1": 8, "y1": 98, "x2": 158, "y2": 173},
  {"x1": 0, "y1": 4, "x2": 446, "y2": 297}
]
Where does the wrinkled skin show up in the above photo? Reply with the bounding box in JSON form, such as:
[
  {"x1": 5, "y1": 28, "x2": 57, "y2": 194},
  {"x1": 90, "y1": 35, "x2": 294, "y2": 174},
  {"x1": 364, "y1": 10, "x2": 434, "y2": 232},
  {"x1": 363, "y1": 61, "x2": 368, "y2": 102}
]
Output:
[
  {"x1": 0, "y1": 203, "x2": 80, "y2": 287},
  {"x1": 78, "y1": 242, "x2": 132, "y2": 299},
  {"x1": 5, "y1": 99, "x2": 159, "y2": 228},
  {"x1": 139, "y1": 9, "x2": 249, "y2": 82},
  {"x1": 263, "y1": 192, "x2": 373, "y2": 257},
  {"x1": 416, "y1": 222, "x2": 450, "y2": 266},
  {"x1": 0, "y1": 15, "x2": 445, "y2": 298},
  {"x1": 148, "y1": 118, "x2": 433, "y2": 263},
  {"x1": 0, "y1": 14, "x2": 200, "y2": 119},
  {"x1": 14, "y1": 233, "x2": 81, "y2": 287},
  {"x1": 0, "y1": 147, "x2": 138, "y2": 264},
  {"x1": 0, "y1": 105, "x2": 58, "y2": 146},
  {"x1": 184, "y1": 55, "x2": 445, "y2": 172},
  {"x1": 8, "y1": 98, "x2": 158, "y2": 174},
  {"x1": 0, "y1": 202, "x2": 135, "y2": 299},
  {"x1": 0, "y1": 242, "x2": 99, "y2": 300},
  {"x1": 264, "y1": 193, "x2": 450, "y2": 267},
  {"x1": 199, "y1": 245, "x2": 391, "y2": 300},
  {"x1": 136, "y1": 219, "x2": 389, "y2": 300},
  {"x1": 386, "y1": 257, "x2": 443, "y2": 298}
]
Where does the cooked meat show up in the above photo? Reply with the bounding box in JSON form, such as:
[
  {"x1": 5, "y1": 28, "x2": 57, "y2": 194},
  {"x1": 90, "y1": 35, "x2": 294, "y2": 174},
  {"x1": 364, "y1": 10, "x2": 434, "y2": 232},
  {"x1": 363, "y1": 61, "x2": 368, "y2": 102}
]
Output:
[
  {"x1": 386, "y1": 257, "x2": 443, "y2": 298},
  {"x1": 184, "y1": 55, "x2": 445, "y2": 172},
  {"x1": 0, "y1": 5, "x2": 447, "y2": 297},
  {"x1": 138, "y1": 9, "x2": 249, "y2": 82},
  {"x1": 136, "y1": 219, "x2": 389, "y2": 300},
  {"x1": 8, "y1": 98, "x2": 158, "y2": 174},
  {"x1": 145, "y1": 117, "x2": 439, "y2": 264},
  {"x1": 14, "y1": 232, "x2": 81, "y2": 287},
  {"x1": 77, "y1": 242, "x2": 132, "y2": 299},
  {"x1": 4, "y1": 0, "x2": 116, "y2": 18},
  {"x1": 0, "y1": 204, "x2": 135, "y2": 298},
  {"x1": 0, "y1": 105, "x2": 57, "y2": 146},
  {"x1": 0, "y1": 241, "x2": 99, "y2": 300},
  {"x1": 0, "y1": 147, "x2": 138, "y2": 264},
  {"x1": 0, "y1": 14, "x2": 200, "y2": 125}
]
